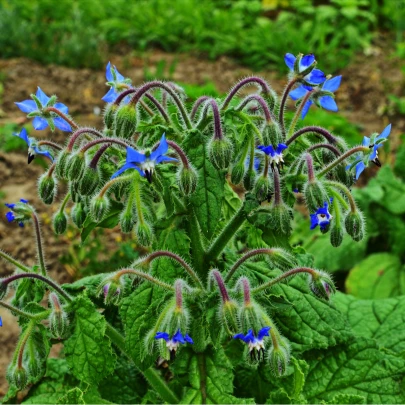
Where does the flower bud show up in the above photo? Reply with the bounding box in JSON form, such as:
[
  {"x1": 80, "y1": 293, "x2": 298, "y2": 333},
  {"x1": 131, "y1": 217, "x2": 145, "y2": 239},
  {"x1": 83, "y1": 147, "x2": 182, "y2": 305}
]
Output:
[
  {"x1": 120, "y1": 209, "x2": 135, "y2": 234},
  {"x1": 90, "y1": 195, "x2": 110, "y2": 222},
  {"x1": 98, "y1": 277, "x2": 123, "y2": 306},
  {"x1": 231, "y1": 162, "x2": 245, "y2": 185},
  {"x1": 77, "y1": 167, "x2": 100, "y2": 196},
  {"x1": 55, "y1": 150, "x2": 71, "y2": 179},
  {"x1": 304, "y1": 180, "x2": 329, "y2": 212},
  {"x1": 38, "y1": 173, "x2": 57, "y2": 205},
  {"x1": 344, "y1": 210, "x2": 365, "y2": 242},
  {"x1": 69, "y1": 181, "x2": 82, "y2": 203},
  {"x1": 178, "y1": 166, "x2": 198, "y2": 196},
  {"x1": 208, "y1": 137, "x2": 233, "y2": 170},
  {"x1": 254, "y1": 175, "x2": 272, "y2": 202},
  {"x1": 104, "y1": 103, "x2": 118, "y2": 130},
  {"x1": 53, "y1": 211, "x2": 67, "y2": 235},
  {"x1": 243, "y1": 169, "x2": 256, "y2": 191},
  {"x1": 269, "y1": 248, "x2": 297, "y2": 270},
  {"x1": 71, "y1": 202, "x2": 87, "y2": 229},
  {"x1": 114, "y1": 104, "x2": 137, "y2": 139},
  {"x1": 219, "y1": 300, "x2": 239, "y2": 335},
  {"x1": 7, "y1": 365, "x2": 28, "y2": 390},
  {"x1": 135, "y1": 221, "x2": 153, "y2": 246},
  {"x1": 49, "y1": 307, "x2": 69, "y2": 339},
  {"x1": 309, "y1": 270, "x2": 336, "y2": 300},
  {"x1": 66, "y1": 152, "x2": 86, "y2": 181},
  {"x1": 262, "y1": 121, "x2": 282, "y2": 146},
  {"x1": 268, "y1": 343, "x2": 290, "y2": 377},
  {"x1": 26, "y1": 353, "x2": 42, "y2": 381},
  {"x1": 268, "y1": 204, "x2": 293, "y2": 237},
  {"x1": 330, "y1": 223, "x2": 344, "y2": 247},
  {"x1": 238, "y1": 301, "x2": 262, "y2": 333}
]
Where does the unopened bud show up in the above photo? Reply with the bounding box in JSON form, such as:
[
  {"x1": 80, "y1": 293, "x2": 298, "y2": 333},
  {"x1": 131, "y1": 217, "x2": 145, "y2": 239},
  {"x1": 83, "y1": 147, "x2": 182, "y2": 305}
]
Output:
[
  {"x1": 208, "y1": 137, "x2": 233, "y2": 170},
  {"x1": 178, "y1": 166, "x2": 198, "y2": 195},
  {"x1": 309, "y1": 270, "x2": 336, "y2": 300},
  {"x1": 268, "y1": 341, "x2": 290, "y2": 377},
  {"x1": 49, "y1": 308, "x2": 69, "y2": 339},
  {"x1": 120, "y1": 209, "x2": 135, "y2": 233},
  {"x1": 219, "y1": 300, "x2": 239, "y2": 335},
  {"x1": 330, "y1": 222, "x2": 344, "y2": 247},
  {"x1": 71, "y1": 202, "x2": 87, "y2": 228},
  {"x1": 114, "y1": 104, "x2": 137, "y2": 139},
  {"x1": 254, "y1": 175, "x2": 272, "y2": 202},
  {"x1": 53, "y1": 211, "x2": 67, "y2": 235},
  {"x1": 344, "y1": 210, "x2": 365, "y2": 242},
  {"x1": 90, "y1": 194, "x2": 110, "y2": 222},
  {"x1": 238, "y1": 301, "x2": 262, "y2": 333},
  {"x1": 231, "y1": 162, "x2": 245, "y2": 185},
  {"x1": 135, "y1": 221, "x2": 153, "y2": 246},
  {"x1": 55, "y1": 150, "x2": 71, "y2": 179},
  {"x1": 7, "y1": 364, "x2": 28, "y2": 390},
  {"x1": 243, "y1": 169, "x2": 256, "y2": 191},
  {"x1": 98, "y1": 277, "x2": 123, "y2": 306},
  {"x1": 78, "y1": 167, "x2": 100, "y2": 196},
  {"x1": 269, "y1": 248, "x2": 297, "y2": 270},
  {"x1": 38, "y1": 173, "x2": 57, "y2": 205},
  {"x1": 104, "y1": 103, "x2": 118, "y2": 130},
  {"x1": 304, "y1": 180, "x2": 329, "y2": 212},
  {"x1": 69, "y1": 181, "x2": 82, "y2": 203},
  {"x1": 268, "y1": 204, "x2": 293, "y2": 237},
  {"x1": 66, "y1": 152, "x2": 86, "y2": 181},
  {"x1": 262, "y1": 121, "x2": 282, "y2": 146}
]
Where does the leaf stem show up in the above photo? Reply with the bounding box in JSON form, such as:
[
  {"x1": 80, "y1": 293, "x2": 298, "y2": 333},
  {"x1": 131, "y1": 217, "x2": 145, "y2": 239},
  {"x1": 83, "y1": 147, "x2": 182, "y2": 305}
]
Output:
[
  {"x1": 113, "y1": 269, "x2": 175, "y2": 291},
  {"x1": 326, "y1": 181, "x2": 357, "y2": 213},
  {"x1": 44, "y1": 107, "x2": 79, "y2": 130},
  {"x1": 279, "y1": 78, "x2": 297, "y2": 138},
  {"x1": 0, "y1": 250, "x2": 32, "y2": 273},
  {"x1": 31, "y1": 212, "x2": 47, "y2": 276}
]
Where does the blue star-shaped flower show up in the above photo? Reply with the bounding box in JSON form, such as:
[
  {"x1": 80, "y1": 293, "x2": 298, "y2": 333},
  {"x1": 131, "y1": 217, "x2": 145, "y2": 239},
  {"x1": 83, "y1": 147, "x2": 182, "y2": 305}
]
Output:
[
  {"x1": 233, "y1": 326, "x2": 271, "y2": 361},
  {"x1": 111, "y1": 134, "x2": 177, "y2": 182},
  {"x1": 102, "y1": 62, "x2": 131, "y2": 103},
  {"x1": 14, "y1": 128, "x2": 54, "y2": 164},
  {"x1": 289, "y1": 75, "x2": 342, "y2": 119},
  {"x1": 310, "y1": 202, "x2": 333, "y2": 231},
  {"x1": 348, "y1": 124, "x2": 392, "y2": 180},
  {"x1": 257, "y1": 143, "x2": 287, "y2": 168},
  {"x1": 155, "y1": 329, "x2": 193, "y2": 356},
  {"x1": 5, "y1": 199, "x2": 29, "y2": 227},
  {"x1": 284, "y1": 53, "x2": 326, "y2": 85},
  {"x1": 15, "y1": 87, "x2": 72, "y2": 132}
]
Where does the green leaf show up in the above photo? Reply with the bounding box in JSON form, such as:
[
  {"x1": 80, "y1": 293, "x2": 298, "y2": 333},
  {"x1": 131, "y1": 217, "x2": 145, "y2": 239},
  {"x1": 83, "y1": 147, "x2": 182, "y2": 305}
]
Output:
[
  {"x1": 335, "y1": 293, "x2": 405, "y2": 353},
  {"x1": 183, "y1": 130, "x2": 225, "y2": 239},
  {"x1": 56, "y1": 388, "x2": 85, "y2": 404},
  {"x1": 64, "y1": 295, "x2": 116, "y2": 384},
  {"x1": 303, "y1": 337, "x2": 405, "y2": 403},
  {"x1": 62, "y1": 274, "x2": 106, "y2": 296},
  {"x1": 345, "y1": 253, "x2": 405, "y2": 299},
  {"x1": 326, "y1": 394, "x2": 366, "y2": 404},
  {"x1": 223, "y1": 181, "x2": 242, "y2": 221}
]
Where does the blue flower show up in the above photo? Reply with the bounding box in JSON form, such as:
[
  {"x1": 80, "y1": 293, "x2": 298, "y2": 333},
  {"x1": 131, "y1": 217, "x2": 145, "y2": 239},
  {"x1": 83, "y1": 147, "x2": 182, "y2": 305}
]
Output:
[
  {"x1": 289, "y1": 75, "x2": 342, "y2": 119},
  {"x1": 5, "y1": 199, "x2": 29, "y2": 227},
  {"x1": 111, "y1": 134, "x2": 177, "y2": 182},
  {"x1": 0, "y1": 317, "x2": 2, "y2": 327},
  {"x1": 15, "y1": 87, "x2": 72, "y2": 132},
  {"x1": 155, "y1": 329, "x2": 193, "y2": 356},
  {"x1": 310, "y1": 202, "x2": 333, "y2": 231},
  {"x1": 284, "y1": 53, "x2": 326, "y2": 85},
  {"x1": 102, "y1": 62, "x2": 131, "y2": 103},
  {"x1": 348, "y1": 124, "x2": 392, "y2": 180},
  {"x1": 233, "y1": 326, "x2": 271, "y2": 361},
  {"x1": 257, "y1": 143, "x2": 287, "y2": 169},
  {"x1": 14, "y1": 128, "x2": 54, "y2": 164}
]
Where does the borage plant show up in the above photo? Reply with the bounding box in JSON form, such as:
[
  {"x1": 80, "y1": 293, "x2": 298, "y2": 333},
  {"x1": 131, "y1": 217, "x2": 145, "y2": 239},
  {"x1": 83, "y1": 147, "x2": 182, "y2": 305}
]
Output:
[{"x1": 1, "y1": 54, "x2": 399, "y2": 404}]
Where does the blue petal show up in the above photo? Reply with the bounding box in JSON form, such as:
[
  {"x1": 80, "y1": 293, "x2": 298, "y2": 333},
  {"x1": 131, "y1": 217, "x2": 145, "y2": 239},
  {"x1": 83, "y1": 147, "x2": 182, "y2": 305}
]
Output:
[
  {"x1": 258, "y1": 145, "x2": 275, "y2": 157},
  {"x1": 376, "y1": 124, "x2": 392, "y2": 141},
  {"x1": 111, "y1": 162, "x2": 143, "y2": 179},
  {"x1": 18, "y1": 222, "x2": 24, "y2": 228},
  {"x1": 289, "y1": 85, "x2": 309, "y2": 101},
  {"x1": 0, "y1": 317, "x2": 2, "y2": 326},
  {"x1": 6, "y1": 212, "x2": 15, "y2": 222},
  {"x1": 33, "y1": 146, "x2": 54, "y2": 161},
  {"x1": 155, "y1": 332, "x2": 170, "y2": 341},
  {"x1": 156, "y1": 155, "x2": 178, "y2": 164},
  {"x1": 257, "y1": 326, "x2": 271, "y2": 340},
  {"x1": 5, "y1": 203, "x2": 15, "y2": 208},
  {"x1": 114, "y1": 66, "x2": 125, "y2": 83},
  {"x1": 233, "y1": 333, "x2": 246, "y2": 341},
  {"x1": 20, "y1": 199, "x2": 28, "y2": 203},
  {"x1": 322, "y1": 76, "x2": 342, "y2": 92},
  {"x1": 127, "y1": 146, "x2": 146, "y2": 164},
  {"x1": 33, "y1": 117, "x2": 49, "y2": 130},
  {"x1": 150, "y1": 134, "x2": 169, "y2": 161},
  {"x1": 355, "y1": 161, "x2": 366, "y2": 180},
  {"x1": 102, "y1": 87, "x2": 118, "y2": 103},
  {"x1": 306, "y1": 69, "x2": 326, "y2": 84},
  {"x1": 276, "y1": 143, "x2": 288, "y2": 154},
  {"x1": 300, "y1": 54, "x2": 315, "y2": 70},
  {"x1": 319, "y1": 96, "x2": 338, "y2": 112},
  {"x1": 53, "y1": 117, "x2": 72, "y2": 132},
  {"x1": 301, "y1": 100, "x2": 313, "y2": 119},
  {"x1": 172, "y1": 329, "x2": 185, "y2": 344},
  {"x1": 106, "y1": 62, "x2": 113, "y2": 82},
  {"x1": 284, "y1": 53, "x2": 296, "y2": 70},
  {"x1": 184, "y1": 334, "x2": 194, "y2": 344},
  {"x1": 54, "y1": 102, "x2": 69, "y2": 114},
  {"x1": 14, "y1": 128, "x2": 30, "y2": 145},
  {"x1": 362, "y1": 136, "x2": 371, "y2": 147},
  {"x1": 244, "y1": 330, "x2": 255, "y2": 343},
  {"x1": 36, "y1": 87, "x2": 50, "y2": 106},
  {"x1": 370, "y1": 143, "x2": 383, "y2": 161},
  {"x1": 15, "y1": 100, "x2": 37, "y2": 113},
  {"x1": 310, "y1": 214, "x2": 318, "y2": 230}
]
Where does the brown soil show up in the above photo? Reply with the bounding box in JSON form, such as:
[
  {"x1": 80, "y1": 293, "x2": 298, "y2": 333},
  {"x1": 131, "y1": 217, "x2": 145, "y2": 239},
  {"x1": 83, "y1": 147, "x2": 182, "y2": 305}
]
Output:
[{"x1": 0, "y1": 43, "x2": 404, "y2": 396}]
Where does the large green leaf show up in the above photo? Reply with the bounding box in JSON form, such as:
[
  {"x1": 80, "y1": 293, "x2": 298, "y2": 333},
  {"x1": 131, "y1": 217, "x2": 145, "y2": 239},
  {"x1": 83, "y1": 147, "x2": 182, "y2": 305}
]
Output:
[
  {"x1": 335, "y1": 293, "x2": 405, "y2": 353},
  {"x1": 64, "y1": 296, "x2": 116, "y2": 384},
  {"x1": 345, "y1": 253, "x2": 405, "y2": 299},
  {"x1": 303, "y1": 337, "x2": 405, "y2": 403},
  {"x1": 183, "y1": 130, "x2": 225, "y2": 239}
]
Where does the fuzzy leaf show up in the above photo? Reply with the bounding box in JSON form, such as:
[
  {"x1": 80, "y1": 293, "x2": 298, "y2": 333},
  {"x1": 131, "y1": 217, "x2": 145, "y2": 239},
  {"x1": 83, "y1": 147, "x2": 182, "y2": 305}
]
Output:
[
  {"x1": 56, "y1": 388, "x2": 85, "y2": 404},
  {"x1": 64, "y1": 296, "x2": 115, "y2": 384}
]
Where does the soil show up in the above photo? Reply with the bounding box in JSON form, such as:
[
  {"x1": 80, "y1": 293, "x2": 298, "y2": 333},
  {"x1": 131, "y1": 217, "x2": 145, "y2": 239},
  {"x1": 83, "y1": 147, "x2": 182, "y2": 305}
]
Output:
[{"x1": 0, "y1": 41, "x2": 404, "y2": 396}]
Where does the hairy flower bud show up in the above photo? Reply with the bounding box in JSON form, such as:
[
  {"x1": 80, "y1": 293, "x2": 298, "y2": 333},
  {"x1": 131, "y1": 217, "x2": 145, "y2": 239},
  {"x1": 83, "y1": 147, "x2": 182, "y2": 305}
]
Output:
[
  {"x1": 231, "y1": 162, "x2": 245, "y2": 185},
  {"x1": 344, "y1": 210, "x2": 365, "y2": 242},
  {"x1": 120, "y1": 209, "x2": 135, "y2": 234},
  {"x1": 269, "y1": 248, "x2": 297, "y2": 270},
  {"x1": 69, "y1": 181, "x2": 82, "y2": 204},
  {"x1": 38, "y1": 172, "x2": 57, "y2": 205},
  {"x1": 219, "y1": 300, "x2": 239, "y2": 335},
  {"x1": 55, "y1": 150, "x2": 71, "y2": 179},
  {"x1": 268, "y1": 342, "x2": 290, "y2": 377},
  {"x1": 238, "y1": 301, "x2": 263, "y2": 333},
  {"x1": 309, "y1": 270, "x2": 336, "y2": 300},
  {"x1": 262, "y1": 121, "x2": 282, "y2": 146},
  {"x1": 90, "y1": 195, "x2": 110, "y2": 222},
  {"x1": 268, "y1": 204, "x2": 293, "y2": 237},
  {"x1": 304, "y1": 180, "x2": 329, "y2": 212},
  {"x1": 66, "y1": 152, "x2": 86, "y2": 181},
  {"x1": 243, "y1": 169, "x2": 256, "y2": 191},
  {"x1": 114, "y1": 104, "x2": 137, "y2": 139},
  {"x1": 53, "y1": 211, "x2": 67, "y2": 235},
  {"x1": 98, "y1": 277, "x2": 123, "y2": 306},
  {"x1": 135, "y1": 221, "x2": 153, "y2": 246},
  {"x1": 49, "y1": 308, "x2": 69, "y2": 339},
  {"x1": 78, "y1": 167, "x2": 100, "y2": 196},
  {"x1": 71, "y1": 202, "x2": 87, "y2": 228},
  {"x1": 254, "y1": 175, "x2": 272, "y2": 202},
  {"x1": 330, "y1": 222, "x2": 344, "y2": 247},
  {"x1": 178, "y1": 166, "x2": 198, "y2": 196},
  {"x1": 104, "y1": 103, "x2": 118, "y2": 130},
  {"x1": 7, "y1": 365, "x2": 28, "y2": 390},
  {"x1": 208, "y1": 137, "x2": 233, "y2": 170}
]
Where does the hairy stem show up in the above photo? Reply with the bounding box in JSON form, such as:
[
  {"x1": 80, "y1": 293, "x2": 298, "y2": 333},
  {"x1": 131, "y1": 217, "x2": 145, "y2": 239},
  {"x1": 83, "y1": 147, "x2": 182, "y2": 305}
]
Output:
[
  {"x1": 236, "y1": 94, "x2": 273, "y2": 123},
  {"x1": 278, "y1": 78, "x2": 298, "y2": 138},
  {"x1": 66, "y1": 128, "x2": 104, "y2": 151},
  {"x1": 287, "y1": 90, "x2": 313, "y2": 137},
  {"x1": 37, "y1": 140, "x2": 63, "y2": 151},
  {"x1": 114, "y1": 269, "x2": 174, "y2": 291},
  {"x1": 44, "y1": 107, "x2": 78, "y2": 130},
  {"x1": 0, "y1": 250, "x2": 32, "y2": 273},
  {"x1": 306, "y1": 143, "x2": 341, "y2": 156},
  {"x1": 80, "y1": 137, "x2": 131, "y2": 153},
  {"x1": 191, "y1": 96, "x2": 210, "y2": 121},
  {"x1": 286, "y1": 126, "x2": 337, "y2": 146},
  {"x1": 31, "y1": 212, "x2": 47, "y2": 276},
  {"x1": 166, "y1": 140, "x2": 190, "y2": 168},
  {"x1": 326, "y1": 180, "x2": 357, "y2": 213},
  {"x1": 0, "y1": 301, "x2": 49, "y2": 320}
]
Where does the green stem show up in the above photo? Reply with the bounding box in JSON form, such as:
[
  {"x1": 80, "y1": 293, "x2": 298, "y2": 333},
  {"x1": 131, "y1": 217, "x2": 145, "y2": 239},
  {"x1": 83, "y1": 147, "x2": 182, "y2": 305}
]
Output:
[
  {"x1": 59, "y1": 192, "x2": 71, "y2": 213},
  {"x1": 329, "y1": 189, "x2": 349, "y2": 211},
  {"x1": 197, "y1": 353, "x2": 207, "y2": 404},
  {"x1": 114, "y1": 269, "x2": 175, "y2": 291},
  {"x1": 332, "y1": 194, "x2": 342, "y2": 223},
  {"x1": 12, "y1": 320, "x2": 36, "y2": 368},
  {"x1": 287, "y1": 90, "x2": 313, "y2": 138},
  {"x1": 252, "y1": 267, "x2": 317, "y2": 294},
  {"x1": 279, "y1": 78, "x2": 298, "y2": 138},
  {"x1": 0, "y1": 250, "x2": 32, "y2": 273},
  {"x1": 317, "y1": 146, "x2": 369, "y2": 178},
  {"x1": 99, "y1": 174, "x2": 133, "y2": 198},
  {"x1": 32, "y1": 213, "x2": 47, "y2": 276},
  {"x1": 0, "y1": 301, "x2": 50, "y2": 320},
  {"x1": 133, "y1": 174, "x2": 145, "y2": 225},
  {"x1": 326, "y1": 181, "x2": 357, "y2": 213},
  {"x1": 187, "y1": 202, "x2": 205, "y2": 272}
]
